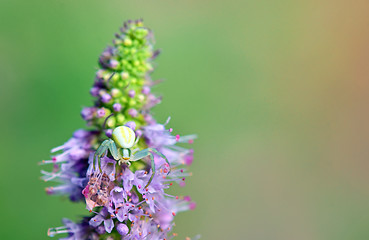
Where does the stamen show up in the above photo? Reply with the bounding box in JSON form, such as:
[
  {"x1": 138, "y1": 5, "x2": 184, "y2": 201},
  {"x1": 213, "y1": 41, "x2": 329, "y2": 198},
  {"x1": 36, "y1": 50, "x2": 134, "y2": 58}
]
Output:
[
  {"x1": 47, "y1": 226, "x2": 70, "y2": 237},
  {"x1": 163, "y1": 192, "x2": 177, "y2": 199},
  {"x1": 41, "y1": 170, "x2": 62, "y2": 182}
]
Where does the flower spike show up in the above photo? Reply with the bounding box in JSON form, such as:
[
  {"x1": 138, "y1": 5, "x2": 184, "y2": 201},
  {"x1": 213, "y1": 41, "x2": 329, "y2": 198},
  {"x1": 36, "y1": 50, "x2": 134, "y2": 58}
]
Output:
[{"x1": 41, "y1": 19, "x2": 197, "y2": 239}]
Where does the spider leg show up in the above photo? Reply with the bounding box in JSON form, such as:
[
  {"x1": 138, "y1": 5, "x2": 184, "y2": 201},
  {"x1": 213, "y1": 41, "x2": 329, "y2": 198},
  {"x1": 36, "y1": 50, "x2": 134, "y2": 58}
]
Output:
[
  {"x1": 132, "y1": 148, "x2": 139, "y2": 155},
  {"x1": 134, "y1": 135, "x2": 140, "y2": 145},
  {"x1": 93, "y1": 140, "x2": 110, "y2": 172},
  {"x1": 131, "y1": 148, "x2": 170, "y2": 188},
  {"x1": 106, "y1": 140, "x2": 120, "y2": 161},
  {"x1": 131, "y1": 148, "x2": 150, "y2": 161},
  {"x1": 147, "y1": 148, "x2": 170, "y2": 174}
]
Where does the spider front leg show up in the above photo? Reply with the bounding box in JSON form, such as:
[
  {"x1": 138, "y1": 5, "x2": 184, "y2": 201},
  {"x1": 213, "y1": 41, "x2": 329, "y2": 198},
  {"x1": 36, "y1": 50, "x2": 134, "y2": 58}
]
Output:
[
  {"x1": 131, "y1": 148, "x2": 170, "y2": 188},
  {"x1": 93, "y1": 140, "x2": 109, "y2": 172},
  {"x1": 93, "y1": 139, "x2": 120, "y2": 172}
]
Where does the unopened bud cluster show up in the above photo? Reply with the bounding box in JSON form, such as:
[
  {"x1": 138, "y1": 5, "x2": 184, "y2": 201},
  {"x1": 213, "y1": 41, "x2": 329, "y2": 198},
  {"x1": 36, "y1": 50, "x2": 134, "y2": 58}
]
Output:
[{"x1": 82, "y1": 20, "x2": 160, "y2": 132}]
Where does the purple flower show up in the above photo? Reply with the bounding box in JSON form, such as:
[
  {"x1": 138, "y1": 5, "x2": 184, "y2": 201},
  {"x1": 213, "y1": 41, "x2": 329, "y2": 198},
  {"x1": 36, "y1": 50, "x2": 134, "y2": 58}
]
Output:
[
  {"x1": 128, "y1": 89, "x2": 135, "y2": 98},
  {"x1": 101, "y1": 93, "x2": 112, "y2": 103},
  {"x1": 145, "y1": 94, "x2": 162, "y2": 109},
  {"x1": 90, "y1": 86, "x2": 100, "y2": 97},
  {"x1": 105, "y1": 128, "x2": 113, "y2": 138},
  {"x1": 48, "y1": 218, "x2": 88, "y2": 239},
  {"x1": 41, "y1": 129, "x2": 96, "y2": 201},
  {"x1": 126, "y1": 219, "x2": 173, "y2": 240},
  {"x1": 113, "y1": 102, "x2": 122, "y2": 112},
  {"x1": 184, "y1": 149, "x2": 194, "y2": 166},
  {"x1": 89, "y1": 208, "x2": 114, "y2": 233},
  {"x1": 122, "y1": 168, "x2": 135, "y2": 192},
  {"x1": 141, "y1": 86, "x2": 150, "y2": 95},
  {"x1": 125, "y1": 121, "x2": 136, "y2": 130},
  {"x1": 128, "y1": 108, "x2": 138, "y2": 118},
  {"x1": 143, "y1": 114, "x2": 155, "y2": 124},
  {"x1": 112, "y1": 202, "x2": 131, "y2": 222},
  {"x1": 110, "y1": 186, "x2": 126, "y2": 206},
  {"x1": 81, "y1": 107, "x2": 96, "y2": 120},
  {"x1": 97, "y1": 108, "x2": 106, "y2": 118},
  {"x1": 143, "y1": 122, "x2": 176, "y2": 148},
  {"x1": 109, "y1": 59, "x2": 119, "y2": 69},
  {"x1": 117, "y1": 223, "x2": 129, "y2": 236}
]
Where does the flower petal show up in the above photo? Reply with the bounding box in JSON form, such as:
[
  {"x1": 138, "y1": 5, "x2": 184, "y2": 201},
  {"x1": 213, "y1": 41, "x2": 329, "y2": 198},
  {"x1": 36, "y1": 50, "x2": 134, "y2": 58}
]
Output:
[
  {"x1": 104, "y1": 218, "x2": 114, "y2": 233},
  {"x1": 89, "y1": 214, "x2": 104, "y2": 228}
]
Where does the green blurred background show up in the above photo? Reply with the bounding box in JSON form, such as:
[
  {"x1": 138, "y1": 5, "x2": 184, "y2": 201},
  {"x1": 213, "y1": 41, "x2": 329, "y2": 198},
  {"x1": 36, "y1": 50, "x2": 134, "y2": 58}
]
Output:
[{"x1": 1, "y1": 0, "x2": 369, "y2": 239}]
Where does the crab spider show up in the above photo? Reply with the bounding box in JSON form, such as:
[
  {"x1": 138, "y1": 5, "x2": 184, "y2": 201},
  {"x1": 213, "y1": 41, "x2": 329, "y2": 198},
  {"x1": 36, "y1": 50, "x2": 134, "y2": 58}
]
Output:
[{"x1": 93, "y1": 125, "x2": 170, "y2": 188}]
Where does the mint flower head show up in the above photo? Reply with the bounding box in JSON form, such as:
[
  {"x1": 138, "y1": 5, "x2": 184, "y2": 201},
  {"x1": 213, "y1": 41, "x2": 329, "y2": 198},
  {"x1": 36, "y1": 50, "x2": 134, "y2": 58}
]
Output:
[{"x1": 41, "y1": 20, "x2": 198, "y2": 239}]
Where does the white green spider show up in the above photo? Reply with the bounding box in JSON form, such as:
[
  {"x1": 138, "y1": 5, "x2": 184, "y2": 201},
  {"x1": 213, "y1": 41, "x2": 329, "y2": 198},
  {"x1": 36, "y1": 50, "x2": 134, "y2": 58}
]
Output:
[{"x1": 93, "y1": 125, "x2": 170, "y2": 188}]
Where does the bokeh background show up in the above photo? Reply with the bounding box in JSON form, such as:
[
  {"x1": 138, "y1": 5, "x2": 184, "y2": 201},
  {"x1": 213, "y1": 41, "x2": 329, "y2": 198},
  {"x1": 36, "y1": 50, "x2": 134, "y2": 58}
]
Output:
[{"x1": 1, "y1": 0, "x2": 369, "y2": 239}]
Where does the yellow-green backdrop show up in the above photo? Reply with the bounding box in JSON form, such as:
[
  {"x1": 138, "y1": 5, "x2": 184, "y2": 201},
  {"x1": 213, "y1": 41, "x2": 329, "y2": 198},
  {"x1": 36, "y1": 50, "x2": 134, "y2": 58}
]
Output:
[{"x1": 1, "y1": 0, "x2": 369, "y2": 239}]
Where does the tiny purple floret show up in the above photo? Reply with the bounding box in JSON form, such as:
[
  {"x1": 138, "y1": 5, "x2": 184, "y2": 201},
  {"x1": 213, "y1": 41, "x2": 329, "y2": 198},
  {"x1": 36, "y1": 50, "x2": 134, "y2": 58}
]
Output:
[
  {"x1": 116, "y1": 223, "x2": 129, "y2": 236},
  {"x1": 128, "y1": 109, "x2": 138, "y2": 118},
  {"x1": 113, "y1": 103, "x2": 122, "y2": 112},
  {"x1": 90, "y1": 87, "x2": 100, "y2": 97},
  {"x1": 109, "y1": 59, "x2": 119, "y2": 68},
  {"x1": 142, "y1": 86, "x2": 150, "y2": 95},
  {"x1": 97, "y1": 108, "x2": 106, "y2": 118},
  {"x1": 128, "y1": 90, "x2": 135, "y2": 98},
  {"x1": 81, "y1": 107, "x2": 95, "y2": 121},
  {"x1": 101, "y1": 93, "x2": 112, "y2": 103},
  {"x1": 105, "y1": 129, "x2": 113, "y2": 138},
  {"x1": 125, "y1": 121, "x2": 136, "y2": 130}
]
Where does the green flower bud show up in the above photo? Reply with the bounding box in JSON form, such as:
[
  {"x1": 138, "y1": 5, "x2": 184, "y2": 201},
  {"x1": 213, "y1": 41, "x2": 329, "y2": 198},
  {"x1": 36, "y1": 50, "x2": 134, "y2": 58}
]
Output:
[
  {"x1": 137, "y1": 94, "x2": 145, "y2": 102},
  {"x1": 134, "y1": 28, "x2": 149, "y2": 39},
  {"x1": 124, "y1": 38, "x2": 132, "y2": 46},
  {"x1": 111, "y1": 88, "x2": 121, "y2": 97},
  {"x1": 129, "y1": 99, "x2": 136, "y2": 106},
  {"x1": 106, "y1": 116, "x2": 116, "y2": 128},
  {"x1": 116, "y1": 113, "x2": 125, "y2": 125},
  {"x1": 121, "y1": 72, "x2": 129, "y2": 80}
]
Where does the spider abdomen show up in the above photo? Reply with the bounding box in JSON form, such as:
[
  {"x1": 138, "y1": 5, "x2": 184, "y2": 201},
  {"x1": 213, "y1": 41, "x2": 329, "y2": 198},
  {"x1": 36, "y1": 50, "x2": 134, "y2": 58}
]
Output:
[{"x1": 112, "y1": 126, "x2": 136, "y2": 148}]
